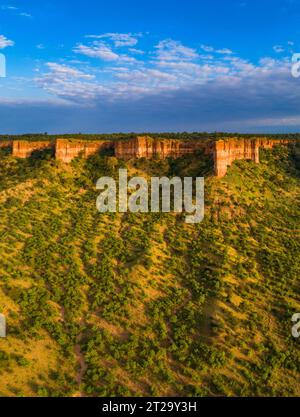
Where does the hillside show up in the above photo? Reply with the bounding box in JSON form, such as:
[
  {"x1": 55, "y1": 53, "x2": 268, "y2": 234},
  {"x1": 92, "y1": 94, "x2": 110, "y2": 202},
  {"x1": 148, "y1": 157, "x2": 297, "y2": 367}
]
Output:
[{"x1": 0, "y1": 143, "x2": 299, "y2": 397}]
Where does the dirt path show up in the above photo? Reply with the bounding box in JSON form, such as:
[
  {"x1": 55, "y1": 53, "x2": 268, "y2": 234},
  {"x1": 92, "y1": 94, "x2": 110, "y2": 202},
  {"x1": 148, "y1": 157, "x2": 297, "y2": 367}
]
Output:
[
  {"x1": 75, "y1": 340, "x2": 87, "y2": 386},
  {"x1": 61, "y1": 307, "x2": 87, "y2": 397},
  {"x1": 74, "y1": 324, "x2": 87, "y2": 397}
]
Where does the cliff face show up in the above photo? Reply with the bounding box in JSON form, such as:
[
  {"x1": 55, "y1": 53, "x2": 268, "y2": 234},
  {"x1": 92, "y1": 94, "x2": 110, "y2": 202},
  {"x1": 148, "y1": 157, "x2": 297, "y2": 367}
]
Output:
[
  {"x1": 12, "y1": 141, "x2": 54, "y2": 158},
  {"x1": 258, "y1": 139, "x2": 293, "y2": 149},
  {"x1": 7, "y1": 137, "x2": 295, "y2": 178},
  {"x1": 214, "y1": 139, "x2": 259, "y2": 178},
  {"x1": 213, "y1": 138, "x2": 295, "y2": 178},
  {"x1": 55, "y1": 139, "x2": 114, "y2": 163},
  {"x1": 115, "y1": 136, "x2": 212, "y2": 159},
  {"x1": 0, "y1": 141, "x2": 12, "y2": 149}
]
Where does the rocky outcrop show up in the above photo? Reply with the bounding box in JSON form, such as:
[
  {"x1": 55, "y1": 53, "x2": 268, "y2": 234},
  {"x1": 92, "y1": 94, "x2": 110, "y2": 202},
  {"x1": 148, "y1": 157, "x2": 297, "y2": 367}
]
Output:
[
  {"x1": 55, "y1": 139, "x2": 114, "y2": 163},
  {"x1": 115, "y1": 136, "x2": 212, "y2": 159},
  {"x1": 6, "y1": 137, "x2": 296, "y2": 177},
  {"x1": 213, "y1": 138, "x2": 294, "y2": 177},
  {"x1": 12, "y1": 140, "x2": 54, "y2": 158},
  {"x1": 0, "y1": 140, "x2": 12, "y2": 148},
  {"x1": 213, "y1": 139, "x2": 259, "y2": 178},
  {"x1": 258, "y1": 138, "x2": 292, "y2": 149}
]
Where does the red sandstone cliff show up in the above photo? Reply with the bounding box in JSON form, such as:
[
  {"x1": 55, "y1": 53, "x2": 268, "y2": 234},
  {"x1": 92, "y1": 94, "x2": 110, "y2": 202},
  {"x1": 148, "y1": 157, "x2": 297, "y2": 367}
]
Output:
[
  {"x1": 55, "y1": 139, "x2": 114, "y2": 163},
  {"x1": 8, "y1": 137, "x2": 296, "y2": 178},
  {"x1": 213, "y1": 138, "x2": 294, "y2": 178},
  {"x1": 0, "y1": 140, "x2": 12, "y2": 149},
  {"x1": 12, "y1": 140, "x2": 54, "y2": 158},
  {"x1": 114, "y1": 136, "x2": 212, "y2": 159},
  {"x1": 258, "y1": 138, "x2": 293, "y2": 149},
  {"x1": 213, "y1": 139, "x2": 259, "y2": 178}
]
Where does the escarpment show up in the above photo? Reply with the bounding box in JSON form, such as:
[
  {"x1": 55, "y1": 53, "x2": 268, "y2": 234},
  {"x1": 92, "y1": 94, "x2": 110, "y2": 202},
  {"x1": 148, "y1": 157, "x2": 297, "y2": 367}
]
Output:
[
  {"x1": 12, "y1": 140, "x2": 54, "y2": 158},
  {"x1": 114, "y1": 136, "x2": 213, "y2": 159},
  {"x1": 214, "y1": 139, "x2": 260, "y2": 178},
  {"x1": 0, "y1": 136, "x2": 295, "y2": 178},
  {"x1": 214, "y1": 138, "x2": 296, "y2": 177},
  {"x1": 0, "y1": 140, "x2": 12, "y2": 149},
  {"x1": 55, "y1": 139, "x2": 114, "y2": 163}
]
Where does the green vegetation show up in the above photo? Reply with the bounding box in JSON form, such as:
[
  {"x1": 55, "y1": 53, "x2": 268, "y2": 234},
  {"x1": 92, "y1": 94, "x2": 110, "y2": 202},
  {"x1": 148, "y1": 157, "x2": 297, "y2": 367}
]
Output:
[
  {"x1": 0, "y1": 143, "x2": 299, "y2": 396},
  {"x1": 1, "y1": 132, "x2": 300, "y2": 142}
]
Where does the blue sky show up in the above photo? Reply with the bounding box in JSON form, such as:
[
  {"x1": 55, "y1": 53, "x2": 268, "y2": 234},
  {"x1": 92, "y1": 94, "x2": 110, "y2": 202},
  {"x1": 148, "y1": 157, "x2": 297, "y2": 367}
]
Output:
[{"x1": 0, "y1": 0, "x2": 300, "y2": 133}]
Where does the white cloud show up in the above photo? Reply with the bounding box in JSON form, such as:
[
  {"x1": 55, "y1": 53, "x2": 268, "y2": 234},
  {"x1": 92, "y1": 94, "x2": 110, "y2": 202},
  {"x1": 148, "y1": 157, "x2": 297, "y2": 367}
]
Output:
[
  {"x1": 273, "y1": 45, "x2": 284, "y2": 53},
  {"x1": 35, "y1": 63, "x2": 102, "y2": 101},
  {"x1": 1, "y1": 32, "x2": 299, "y2": 133},
  {"x1": 115, "y1": 68, "x2": 177, "y2": 85},
  {"x1": 200, "y1": 44, "x2": 214, "y2": 52},
  {"x1": 1, "y1": 5, "x2": 18, "y2": 10},
  {"x1": 74, "y1": 41, "x2": 137, "y2": 63},
  {"x1": 154, "y1": 60, "x2": 227, "y2": 83},
  {"x1": 222, "y1": 56, "x2": 255, "y2": 74},
  {"x1": 259, "y1": 57, "x2": 275, "y2": 67},
  {"x1": 200, "y1": 44, "x2": 234, "y2": 54},
  {"x1": 86, "y1": 33, "x2": 141, "y2": 47},
  {"x1": 18, "y1": 60, "x2": 300, "y2": 134},
  {"x1": 155, "y1": 39, "x2": 199, "y2": 61},
  {"x1": 74, "y1": 42, "x2": 119, "y2": 61},
  {"x1": 20, "y1": 12, "x2": 32, "y2": 18},
  {"x1": 129, "y1": 48, "x2": 145, "y2": 55},
  {"x1": 0, "y1": 35, "x2": 14, "y2": 49},
  {"x1": 45, "y1": 62, "x2": 94, "y2": 79},
  {"x1": 30, "y1": 35, "x2": 294, "y2": 119},
  {"x1": 216, "y1": 48, "x2": 233, "y2": 54},
  {"x1": 1, "y1": 5, "x2": 32, "y2": 17}
]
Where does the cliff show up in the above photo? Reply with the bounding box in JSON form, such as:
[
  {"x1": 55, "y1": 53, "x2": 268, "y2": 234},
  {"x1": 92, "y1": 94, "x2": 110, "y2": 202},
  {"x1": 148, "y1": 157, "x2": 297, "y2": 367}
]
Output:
[
  {"x1": 258, "y1": 138, "x2": 293, "y2": 149},
  {"x1": 115, "y1": 136, "x2": 293, "y2": 178},
  {"x1": 55, "y1": 139, "x2": 114, "y2": 163},
  {"x1": 213, "y1": 138, "x2": 295, "y2": 178},
  {"x1": 0, "y1": 140, "x2": 12, "y2": 149},
  {"x1": 115, "y1": 136, "x2": 212, "y2": 159},
  {"x1": 213, "y1": 139, "x2": 260, "y2": 178},
  {"x1": 12, "y1": 140, "x2": 54, "y2": 158},
  {"x1": 6, "y1": 137, "x2": 296, "y2": 178}
]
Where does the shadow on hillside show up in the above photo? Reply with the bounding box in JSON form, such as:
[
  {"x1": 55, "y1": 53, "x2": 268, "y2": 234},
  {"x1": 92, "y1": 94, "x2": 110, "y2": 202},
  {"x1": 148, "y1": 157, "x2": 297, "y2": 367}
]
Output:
[
  {"x1": 167, "y1": 150, "x2": 214, "y2": 178},
  {"x1": 289, "y1": 142, "x2": 300, "y2": 177},
  {"x1": 30, "y1": 148, "x2": 55, "y2": 161}
]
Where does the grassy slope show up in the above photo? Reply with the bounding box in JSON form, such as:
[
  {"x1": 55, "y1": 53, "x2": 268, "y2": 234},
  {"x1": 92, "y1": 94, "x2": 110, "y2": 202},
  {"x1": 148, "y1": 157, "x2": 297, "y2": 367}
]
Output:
[{"x1": 0, "y1": 146, "x2": 299, "y2": 397}]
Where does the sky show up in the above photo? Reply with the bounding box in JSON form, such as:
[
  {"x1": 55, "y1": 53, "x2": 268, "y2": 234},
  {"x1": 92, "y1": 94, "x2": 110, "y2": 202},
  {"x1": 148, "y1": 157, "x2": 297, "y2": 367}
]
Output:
[{"x1": 1, "y1": 0, "x2": 300, "y2": 134}]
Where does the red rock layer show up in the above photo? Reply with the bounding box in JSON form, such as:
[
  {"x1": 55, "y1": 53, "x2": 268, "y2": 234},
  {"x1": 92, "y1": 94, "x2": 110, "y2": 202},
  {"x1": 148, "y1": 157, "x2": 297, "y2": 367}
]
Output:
[
  {"x1": 12, "y1": 141, "x2": 54, "y2": 158},
  {"x1": 8, "y1": 137, "x2": 295, "y2": 177},
  {"x1": 213, "y1": 139, "x2": 259, "y2": 178},
  {"x1": 0, "y1": 141, "x2": 12, "y2": 148},
  {"x1": 55, "y1": 139, "x2": 114, "y2": 163},
  {"x1": 114, "y1": 136, "x2": 212, "y2": 159},
  {"x1": 213, "y1": 138, "x2": 294, "y2": 178},
  {"x1": 258, "y1": 139, "x2": 293, "y2": 149}
]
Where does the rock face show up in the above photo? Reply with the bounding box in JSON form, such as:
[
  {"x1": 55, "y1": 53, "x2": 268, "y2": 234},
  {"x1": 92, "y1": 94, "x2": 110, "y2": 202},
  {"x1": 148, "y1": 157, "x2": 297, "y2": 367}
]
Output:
[
  {"x1": 0, "y1": 140, "x2": 12, "y2": 149},
  {"x1": 55, "y1": 139, "x2": 114, "y2": 163},
  {"x1": 6, "y1": 137, "x2": 295, "y2": 177},
  {"x1": 213, "y1": 139, "x2": 259, "y2": 178},
  {"x1": 213, "y1": 138, "x2": 295, "y2": 178},
  {"x1": 117, "y1": 136, "x2": 294, "y2": 178},
  {"x1": 12, "y1": 141, "x2": 54, "y2": 158},
  {"x1": 115, "y1": 136, "x2": 212, "y2": 159},
  {"x1": 258, "y1": 139, "x2": 292, "y2": 149}
]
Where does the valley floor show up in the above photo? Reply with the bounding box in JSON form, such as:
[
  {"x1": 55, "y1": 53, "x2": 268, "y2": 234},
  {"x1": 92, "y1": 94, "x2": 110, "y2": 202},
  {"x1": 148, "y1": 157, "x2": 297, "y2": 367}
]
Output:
[{"x1": 0, "y1": 145, "x2": 299, "y2": 396}]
